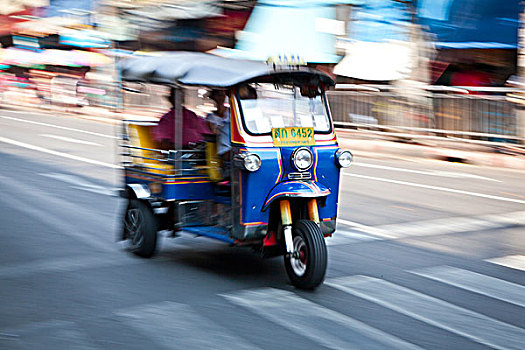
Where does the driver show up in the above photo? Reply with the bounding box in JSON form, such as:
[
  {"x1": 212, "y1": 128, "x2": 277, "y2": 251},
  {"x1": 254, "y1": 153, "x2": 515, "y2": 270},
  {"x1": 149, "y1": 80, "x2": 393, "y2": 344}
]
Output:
[{"x1": 206, "y1": 89, "x2": 231, "y2": 159}]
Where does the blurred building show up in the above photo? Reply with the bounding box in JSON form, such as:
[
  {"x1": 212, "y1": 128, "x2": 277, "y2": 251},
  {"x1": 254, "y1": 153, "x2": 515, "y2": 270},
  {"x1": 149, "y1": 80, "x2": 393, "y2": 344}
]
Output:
[
  {"x1": 335, "y1": 0, "x2": 415, "y2": 83},
  {"x1": 0, "y1": 0, "x2": 116, "y2": 109},
  {"x1": 0, "y1": 0, "x2": 48, "y2": 47},
  {"x1": 334, "y1": 0, "x2": 520, "y2": 87},
  {"x1": 96, "y1": 0, "x2": 256, "y2": 51},
  {"x1": 419, "y1": 0, "x2": 520, "y2": 87}
]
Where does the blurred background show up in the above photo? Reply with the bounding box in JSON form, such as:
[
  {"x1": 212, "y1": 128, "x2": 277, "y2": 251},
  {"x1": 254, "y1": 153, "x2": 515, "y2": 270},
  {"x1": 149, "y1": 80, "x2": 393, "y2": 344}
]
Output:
[
  {"x1": 0, "y1": 0, "x2": 523, "y2": 146},
  {"x1": 2, "y1": 3, "x2": 525, "y2": 349}
]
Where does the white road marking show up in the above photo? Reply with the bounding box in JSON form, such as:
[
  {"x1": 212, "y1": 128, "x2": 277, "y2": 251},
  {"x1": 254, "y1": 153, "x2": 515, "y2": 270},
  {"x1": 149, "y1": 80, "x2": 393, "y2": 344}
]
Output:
[
  {"x1": 76, "y1": 114, "x2": 119, "y2": 123},
  {"x1": 344, "y1": 173, "x2": 525, "y2": 204},
  {"x1": 355, "y1": 162, "x2": 501, "y2": 182},
  {"x1": 115, "y1": 302, "x2": 259, "y2": 350},
  {"x1": 40, "y1": 173, "x2": 116, "y2": 196},
  {"x1": 39, "y1": 172, "x2": 103, "y2": 187},
  {"x1": 325, "y1": 229, "x2": 380, "y2": 246},
  {"x1": 485, "y1": 255, "x2": 525, "y2": 272},
  {"x1": 222, "y1": 288, "x2": 422, "y2": 350},
  {"x1": 326, "y1": 276, "x2": 525, "y2": 350},
  {"x1": 337, "y1": 219, "x2": 391, "y2": 237},
  {"x1": 409, "y1": 266, "x2": 525, "y2": 307},
  {"x1": 377, "y1": 217, "x2": 492, "y2": 239},
  {"x1": 0, "y1": 136, "x2": 120, "y2": 169},
  {"x1": 71, "y1": 186, "x2": 117, "y2": 196},
  {"x1": 337, "y1": 211, "x2": 525, "y2": 240},
  {"x1": 374, "y1": 212, "x2": 525, "y2": 239},
  {"x1": 39, "y1": 133, "x2": 102, "y2": 146},
  {"x1": 0, "y1": 114, "x2": 117, "y2": 139}
]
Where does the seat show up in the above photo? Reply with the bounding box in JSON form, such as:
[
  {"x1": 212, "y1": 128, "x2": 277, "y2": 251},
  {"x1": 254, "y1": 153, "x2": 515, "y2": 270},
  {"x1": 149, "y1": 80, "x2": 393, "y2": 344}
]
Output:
[
  {"x1": 205, "y1": 141, "x2": 223, "y2": 182},
  {"x1": 126, "y1": 123, "x2": 173, "y2": 174}
]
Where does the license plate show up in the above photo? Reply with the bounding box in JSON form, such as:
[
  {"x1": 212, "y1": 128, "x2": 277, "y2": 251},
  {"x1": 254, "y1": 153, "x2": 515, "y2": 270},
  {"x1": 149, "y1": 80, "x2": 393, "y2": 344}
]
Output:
[{"x1": 272, "y1": 127, "x2": 315, "y2": 147}]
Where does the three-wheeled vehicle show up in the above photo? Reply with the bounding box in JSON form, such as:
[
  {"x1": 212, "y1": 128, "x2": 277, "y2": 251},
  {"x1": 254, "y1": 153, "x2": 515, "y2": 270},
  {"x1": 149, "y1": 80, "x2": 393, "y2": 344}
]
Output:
[{"x1": 119, "y1": 52, "x2": 353, "y2": 289}]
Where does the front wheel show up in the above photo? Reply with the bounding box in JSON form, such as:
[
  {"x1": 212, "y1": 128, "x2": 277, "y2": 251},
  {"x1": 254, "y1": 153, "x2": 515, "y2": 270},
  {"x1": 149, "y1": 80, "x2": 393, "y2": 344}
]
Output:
[
  {"x1": 123, "y1": 199, "x2": 157, "y2": 258},
  {"x1": 284, "y1": 220, "x2": 327, "y2": 289}
]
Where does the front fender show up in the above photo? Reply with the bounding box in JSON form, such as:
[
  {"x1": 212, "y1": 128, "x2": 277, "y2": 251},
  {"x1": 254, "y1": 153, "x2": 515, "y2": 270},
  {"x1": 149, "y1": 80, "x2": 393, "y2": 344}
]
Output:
[
  {"x1": 122, "y1": 183, "x2": 151, "y2": 199},
  {"x1": 262, "y1": 181, "x2": 330, "y2": 211}
]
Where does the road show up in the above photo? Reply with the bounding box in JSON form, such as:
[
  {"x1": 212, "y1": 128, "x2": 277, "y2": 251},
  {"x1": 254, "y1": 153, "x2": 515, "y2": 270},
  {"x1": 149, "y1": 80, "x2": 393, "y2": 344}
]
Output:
[{"x1": 1, "y1": 108, "x2": 524, "y2": 350}]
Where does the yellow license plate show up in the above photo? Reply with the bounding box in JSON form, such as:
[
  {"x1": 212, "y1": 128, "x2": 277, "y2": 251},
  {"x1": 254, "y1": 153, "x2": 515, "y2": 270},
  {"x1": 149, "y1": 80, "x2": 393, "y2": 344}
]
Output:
[{"x1": 272, "y1": 127, "x2": 315, "y2": 147}]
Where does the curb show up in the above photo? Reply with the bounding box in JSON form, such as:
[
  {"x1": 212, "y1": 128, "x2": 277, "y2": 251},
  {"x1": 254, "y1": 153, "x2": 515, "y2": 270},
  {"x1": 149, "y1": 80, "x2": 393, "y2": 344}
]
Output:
[{"x1": 337, "y1": 137, "x2": 525, "y2": 171}]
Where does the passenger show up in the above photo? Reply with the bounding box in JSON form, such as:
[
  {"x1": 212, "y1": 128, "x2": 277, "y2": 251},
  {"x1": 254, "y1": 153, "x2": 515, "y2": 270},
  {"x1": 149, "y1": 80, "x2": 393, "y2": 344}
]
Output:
[
  {"x1": 153, "y1": 88, "x2": 211, "y2": 150},
  {"x1": 206, "y1": 89, "x2": 231, "y2": 159}
]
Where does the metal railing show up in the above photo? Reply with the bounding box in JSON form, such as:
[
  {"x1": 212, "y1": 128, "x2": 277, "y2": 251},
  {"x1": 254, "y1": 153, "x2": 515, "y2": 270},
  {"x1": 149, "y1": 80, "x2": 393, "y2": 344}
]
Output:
[
  {"x1": 121, "y1": 144, "x2": 209, "y2": 176},
  {"x1": 327, "y1": 86, "x2": 525, "y2": 146}
]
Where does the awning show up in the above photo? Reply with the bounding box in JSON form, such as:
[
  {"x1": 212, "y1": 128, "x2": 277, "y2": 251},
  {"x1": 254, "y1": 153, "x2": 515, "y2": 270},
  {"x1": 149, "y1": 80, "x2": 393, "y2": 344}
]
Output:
[
  {"x1": 0, "y1": 47, "x2": 112, "y2": 67},
  {"x1": 59, "y1": 29, "x2": 112, "y2": 49},
  {"x1": 334, "y1": 41, "x2": 415, "y2": 81},
  {"x1": 14, "y1": 17, "x2": 79, "y2": 36}
]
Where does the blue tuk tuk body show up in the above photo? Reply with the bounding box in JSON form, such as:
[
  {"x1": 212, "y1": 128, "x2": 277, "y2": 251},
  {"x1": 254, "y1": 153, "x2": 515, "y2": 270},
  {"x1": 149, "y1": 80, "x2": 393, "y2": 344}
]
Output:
[{"x1": 120, "y1": 53, "x2": 352, "y2": 289}]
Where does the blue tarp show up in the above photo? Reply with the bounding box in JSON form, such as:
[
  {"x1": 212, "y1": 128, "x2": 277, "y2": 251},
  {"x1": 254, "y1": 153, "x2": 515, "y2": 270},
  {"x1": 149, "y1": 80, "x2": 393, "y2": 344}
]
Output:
[
  {"x1": 46, "y1": 0, "x2": 97, "y2": 23},
  {"x1": 417, "y1": 0, "x2": 520, "y2": 49},
  {"x1": 59, "y1": 29, "x2": 111, "y2": 48},
  {"x1": 347, "y1": 0, "x2": 519, "y2": 49},
  {"x1": 348, "y1": 0, "x2": 411, "y2": 42}
]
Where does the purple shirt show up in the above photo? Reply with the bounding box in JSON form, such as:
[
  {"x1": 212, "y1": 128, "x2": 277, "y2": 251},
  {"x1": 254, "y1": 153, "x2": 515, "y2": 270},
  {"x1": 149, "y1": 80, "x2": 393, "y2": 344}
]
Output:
[{"x1": 153, "y1": 107, "x2": 211, "y2": 146}]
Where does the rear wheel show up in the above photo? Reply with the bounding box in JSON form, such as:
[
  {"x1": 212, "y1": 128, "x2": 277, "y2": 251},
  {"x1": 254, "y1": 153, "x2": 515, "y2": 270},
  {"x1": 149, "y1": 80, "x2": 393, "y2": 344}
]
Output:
[
  {"x1": 284, "y1": 220, "x2": 327, "y2": 289},
  {"x1": 123, "y1": 199, "x2": 157, "y2": 258}
]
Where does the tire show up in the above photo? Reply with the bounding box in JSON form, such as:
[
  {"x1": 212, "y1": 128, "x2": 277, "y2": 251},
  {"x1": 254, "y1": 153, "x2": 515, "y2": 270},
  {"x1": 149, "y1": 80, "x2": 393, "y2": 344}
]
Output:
[
  {"x1": 284, "y1": 220, "x2": 327, "y2": 289},
  {"x1": 123, "y1": 199, "x2": 157, "y2": 258}
]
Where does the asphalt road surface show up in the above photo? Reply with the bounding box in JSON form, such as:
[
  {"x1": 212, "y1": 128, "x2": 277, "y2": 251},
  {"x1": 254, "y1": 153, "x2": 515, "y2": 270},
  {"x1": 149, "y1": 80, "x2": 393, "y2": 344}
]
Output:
[{"x1": 1, "y1": 108, "x2": 524, "y2": 350}]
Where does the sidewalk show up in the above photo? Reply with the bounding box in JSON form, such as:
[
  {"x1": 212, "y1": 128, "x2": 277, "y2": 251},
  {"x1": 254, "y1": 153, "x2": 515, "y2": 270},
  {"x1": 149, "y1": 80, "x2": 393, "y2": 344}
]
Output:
[
  {"x1": 3, "y1": 103, "x2": 525, "y2": 171},
  {"x1": 337, "y1": 130, "x2": 525, "y2": 171}
]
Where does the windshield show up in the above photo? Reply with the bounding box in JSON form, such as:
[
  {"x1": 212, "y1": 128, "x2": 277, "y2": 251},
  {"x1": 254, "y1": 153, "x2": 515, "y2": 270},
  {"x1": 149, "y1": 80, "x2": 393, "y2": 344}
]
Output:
[{"x1": 238, "y1": 83, "x2": 331, "y2": 135}]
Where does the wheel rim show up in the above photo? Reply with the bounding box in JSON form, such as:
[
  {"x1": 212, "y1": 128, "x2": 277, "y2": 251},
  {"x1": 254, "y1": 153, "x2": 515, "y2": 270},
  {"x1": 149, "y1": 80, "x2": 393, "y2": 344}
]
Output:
[
  {"x1": 125, "y1": 208, "x2": 144, "y2": 247},
  {"x1": 290, "y1": 235, "x2": 307, "y2": 277}
]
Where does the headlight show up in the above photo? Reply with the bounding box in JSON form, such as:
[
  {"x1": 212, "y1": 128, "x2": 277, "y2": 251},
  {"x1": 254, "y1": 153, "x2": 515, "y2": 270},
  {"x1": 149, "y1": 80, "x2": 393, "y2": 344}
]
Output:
[
  {"x1": 243, "y1": 153, "x2": 261, "y2": 172},
  {"x1": 292, "y1": 147, "x2": 313, "y2": 171},
  {"x1": 336, "y1": 150, "x2": 353, "y2": 168}
]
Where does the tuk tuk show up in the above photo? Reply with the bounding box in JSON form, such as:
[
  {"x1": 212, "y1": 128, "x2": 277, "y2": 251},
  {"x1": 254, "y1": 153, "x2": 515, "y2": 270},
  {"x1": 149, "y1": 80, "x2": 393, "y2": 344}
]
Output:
[{"x1": 119, "y1": 52, "x2": 353, "y2": 289}]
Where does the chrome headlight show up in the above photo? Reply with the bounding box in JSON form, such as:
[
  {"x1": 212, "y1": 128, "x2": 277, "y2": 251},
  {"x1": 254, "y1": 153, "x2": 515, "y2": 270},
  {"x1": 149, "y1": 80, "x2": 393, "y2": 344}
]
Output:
[
  {"x1": 243, "y1": 153, "x2": 261, "y2": 172},
  {"x1": 336, "y1": 150, "x2": 353, "y2": 168},
  {"x1": 292, "y1": 147, "x2": 313, "y2": 171}
]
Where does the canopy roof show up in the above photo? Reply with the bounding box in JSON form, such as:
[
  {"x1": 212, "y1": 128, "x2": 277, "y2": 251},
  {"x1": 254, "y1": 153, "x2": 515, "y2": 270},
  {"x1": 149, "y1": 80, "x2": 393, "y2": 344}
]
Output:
[{"x1": 120, "y1": 52, "x2": 335, "y2": 87}]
